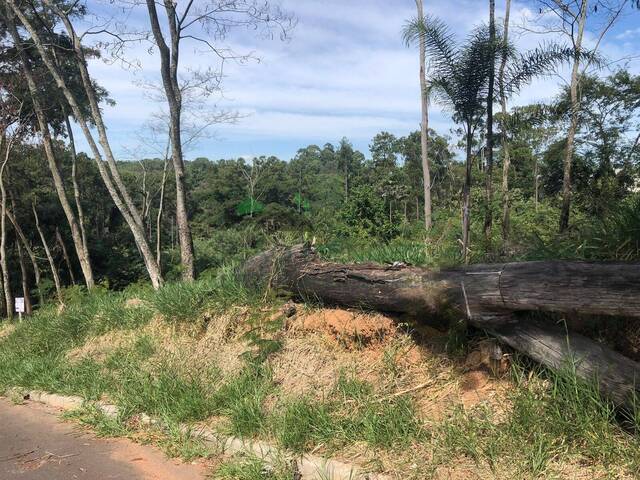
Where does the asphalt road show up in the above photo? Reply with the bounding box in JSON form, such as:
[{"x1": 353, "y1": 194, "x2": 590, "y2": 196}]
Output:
[{"x1": 0, "y1": 398, "x2": 206, "y2": 479}]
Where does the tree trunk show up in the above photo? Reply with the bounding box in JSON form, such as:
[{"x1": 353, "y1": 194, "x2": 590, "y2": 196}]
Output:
[
  {"x1": 462, "y1": 128, "x2": 473, "y2": 264},
  {"x1": 157, "y1": 157, "x2": 170, "y2": 274},
  {"x1": 8, "y1": 1, "x2": 164, "y2": 289},
  {"x1": 65, "y1": 114, "x2": 91, "y2": 266},
  {"x1": 243, "y1": 244, "x2": 640, "y2": 407},
  {"x1": 7, "y1": 206, "x2": 42, "y2": 306},
  {"x1": 344, "y1": 157, "x2": 349, "y2": 202},
  {"x1": 499, "y1": 0, "x2": 512, "y2": 245},
  {"x1": 484, "y1": 0, "x2": 496, "y2": 242},
  {"x1": 145, "y1": 0, "x2": 196, "y2": 282},
  {"x1": 415, "y1": 0, "x2": 433, "y2": 230},
  {"x1": 55, "y1": 228, "x2": 76, "y2": 285},
  {"x1": 16, "y1": 241, "x2": 32, "y2": 315},
  {"x1": 559, "y1": 0, "x2": 587, "y2": 233},
  {"x1": 32, "y1": 203, "x2": 62, "y2": 304},
  {"x1": 0, "y1": 134, "x2": 12, "y2": 319},
  {"x1": 5, "y1": 15, "x2": 95, "y2": 290},
  {"x1": 534, "y1": 155, "x2": 539, "y2": 212}
]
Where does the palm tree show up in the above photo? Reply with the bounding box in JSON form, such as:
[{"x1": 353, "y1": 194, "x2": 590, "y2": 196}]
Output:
[{"x1": 403, "y1": 17, "x2": 573, "y2": 263}]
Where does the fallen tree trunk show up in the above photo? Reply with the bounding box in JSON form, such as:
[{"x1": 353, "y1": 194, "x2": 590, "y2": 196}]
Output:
[{"x1": 243, "y1": 244, "x2": 640, "y2": 407}]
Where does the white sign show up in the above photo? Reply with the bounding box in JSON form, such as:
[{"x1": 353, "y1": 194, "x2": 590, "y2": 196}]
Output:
[{"x1": 15, "y1": 297, "x2": 25, "y2": 313}]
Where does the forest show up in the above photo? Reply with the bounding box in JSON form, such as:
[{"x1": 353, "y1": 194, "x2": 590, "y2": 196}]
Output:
[{"x1": 1, "y1": 1, "x2": 640, "y2": 479}]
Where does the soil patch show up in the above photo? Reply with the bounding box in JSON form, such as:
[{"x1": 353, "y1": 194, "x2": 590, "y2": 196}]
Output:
[{"x1": 295, "y1": 308, "x2": 397, "y2": 348}]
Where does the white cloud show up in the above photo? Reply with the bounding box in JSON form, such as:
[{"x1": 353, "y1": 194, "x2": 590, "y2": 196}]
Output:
[{"x1": 70, "y1": 0, "x2": 640, "y2": 161}]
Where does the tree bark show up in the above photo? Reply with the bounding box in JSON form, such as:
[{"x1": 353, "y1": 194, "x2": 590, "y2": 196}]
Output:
[
  {"x1": 55, "y1": 228, "x2": 76, "y2": 285},
  {"x1": 16, "y1": 241, "x2": 32, "y2": 315},
  {"x1": 145, "y1": 0, "x2": 196, "y2": 281},
  {"x1": 489, "y1": 317, "x2": 640, "y2": 408},
  {"x1": 5, "y1": 13, "x2": 95, "y2": 290},
  {"x1": 7, "y1": 1, "x2": 164, "y2": 289},
  {"x1": 559, "y1": 0, "x2": 587, "y2": 232},
  {"x1": 32, "y1": 203, "x2": 62, "y2": 304},
  {"x1": 243, "y1": 244, "x2": 640, "y2": 407},
  {"x1": 157, "y1": 157, "x2": 170, "y2": 274},
  {"x1": 484, "y1": 0, "x2": 496, "y2": 241},
  {"x1": 0, "y1": 134, "x2": 13, "y2": 319},
  {"x1": 499, "y1": 0, "x2": 512, "y2": 245},
  {"x1": 415, "y1": 0, "x2": 433, "y2": 230},
  {"x1": 461, "y1": 128, "x2": 473, "y2": 263},
  {"x1": 65, "y1": 114, "x2": 91, "y2": 268}
]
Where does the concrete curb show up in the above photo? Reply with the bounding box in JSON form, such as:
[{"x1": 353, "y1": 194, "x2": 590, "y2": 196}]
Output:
[{"x1": 8, "y1": 389, "x2": 389, "y2": 480}]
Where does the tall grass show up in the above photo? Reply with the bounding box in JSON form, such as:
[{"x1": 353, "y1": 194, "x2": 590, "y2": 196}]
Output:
[{"x1": 435, "y1": 358, "x2": 640, "y2": 476}]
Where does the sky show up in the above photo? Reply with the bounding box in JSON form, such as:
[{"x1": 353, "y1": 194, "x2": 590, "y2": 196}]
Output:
[{"x1": 72, "y1": 0, "x2": 640, "y2": 161}]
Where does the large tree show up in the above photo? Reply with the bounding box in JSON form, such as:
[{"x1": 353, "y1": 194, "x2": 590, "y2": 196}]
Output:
[{"x1": 142, "y1": 0, "x2": 295, "y2": 281}]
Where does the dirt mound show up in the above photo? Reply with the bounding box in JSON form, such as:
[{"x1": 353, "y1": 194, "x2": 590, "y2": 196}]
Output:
[{"x1": 295, "y1": 308, "x2": 397, "y2": 348}]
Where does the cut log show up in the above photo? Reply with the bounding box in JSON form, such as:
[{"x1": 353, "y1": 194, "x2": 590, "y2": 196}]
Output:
[
  {"x1": 242, "y1": 244, "x2": 640, "y2": 406},
  {"x1": 243, "y1": 244, "x2": 640, "y2": 321},
  {"x1": 489, "y1": 319, "x2": 640, "y2": 408}
]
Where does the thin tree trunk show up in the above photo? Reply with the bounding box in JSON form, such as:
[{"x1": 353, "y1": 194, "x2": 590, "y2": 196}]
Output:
[
  {"x1": 32, "y1": 203, "x2": 62, "y2": 304},
  {"x1": 16, "y1": 241, "x2": 32, "y2": 315},
  {"x1": 462, "y1": 128, "x2": 473, "y2": 264},
  {"x1": 157, "y1": 157, "x2": 170, "y2": 274},
  {"x1": 0, "y1": 134, "x2": 13, "y2": 319},
  {"x1": 484, "y1": 0, "x2": 496, "y2": 241},
  {"x1": 534, "y1": 156, "x2": 539, "y2": 212},
  {"x1": 499, "y1": 0, "x2": 512, "y2": 245},
  {"x1": 559, "y1": 0, "x2": 587, "y2": 232},
  {"x1": 415, "y1": 0, "x2": 433, "y2": 230},
  {"x1": 145, "y1": 0, "x2": 196, "y2": 281},
  {"x1": 65, "y1": 114, "x2": 91, "y2": 264},
  {"x1": 7, "y1": 206, "x2": 42, "y2": 306},
  {"x1": 344, "y1": 160, "x2": 349, "y2": 202},
  {"x1": 5, "y1": 14, "x2": 95, "y2": 290},
  {"x1": 8, "y1": 1, "x2": 164, "y2": 289},
  {"x1": 55, "y1": 228, "x2": 76, "y2": 285}
]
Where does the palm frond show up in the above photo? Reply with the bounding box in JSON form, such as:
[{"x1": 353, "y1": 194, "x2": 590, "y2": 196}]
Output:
[
  {"x1": 403, "y1": 15, "x2": 458, "y2": 76},
  {"x1": 503, "y1": 42, "x2": 573, "y2": 96}
]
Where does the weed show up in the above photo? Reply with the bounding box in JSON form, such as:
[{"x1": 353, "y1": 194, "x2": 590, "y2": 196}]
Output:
[
  {"x1": 159, "y1": 423, "x2": 212, "y2": 461},
  {"x1": 212, "y1": 365, "x2": 273, "y2": 437},
  {"x1": 273, "y1": 397, "x2": 335, "y2": 452},
  {"x1": 64, "y1": 405, "x2": 129, "y2": 437},
  {"x1": 214, "y1": 453, "x2": 294, "y2": 480}
]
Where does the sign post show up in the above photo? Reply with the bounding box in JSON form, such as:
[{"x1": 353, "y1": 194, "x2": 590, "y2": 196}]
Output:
[{"x1": 15, "y1": 297, "x2": 24, "y2": 322}]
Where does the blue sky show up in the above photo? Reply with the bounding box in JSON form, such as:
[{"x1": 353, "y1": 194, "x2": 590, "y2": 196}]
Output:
[{"x1": 74, "y1": 0, "x2": 640, "y2": 161}]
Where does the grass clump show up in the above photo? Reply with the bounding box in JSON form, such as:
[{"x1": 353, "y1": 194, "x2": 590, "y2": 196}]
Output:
[
  {"x1": 63, "y1": 405, "x2": 130, "y2": 438},
  {"x1": 152, "y1": 281, "x2": 212, "y2": 322},
  {"x1": 214, "y1": 454, "x2": 294, "y2": 480},
  {"x1": 212, "y1": 365, "x2": 274, "y2": 437},
  {"x1": 112, "y1": 362, "x2": 217, "y2": 423},
  {"x1": 273, "y1": 397, "x2": 335, "y2": 452},
  {"x1": 152, "y1": 264, "x2": 257, "y2": 323}
]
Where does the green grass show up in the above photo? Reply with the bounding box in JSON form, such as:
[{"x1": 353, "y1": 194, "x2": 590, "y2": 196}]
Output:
[
  {"x1": 270, "y1": 373, "x2": 425, "y2": 454},
  {"x1": 211, "y1": 365, "x2": 274, "y2": 437},
  {"x1": 433, "y1": 359, "x2": 640, "y2": 476},
  {"x1": 214, "y1": 454, "x2": 294, "y2": 480}
]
